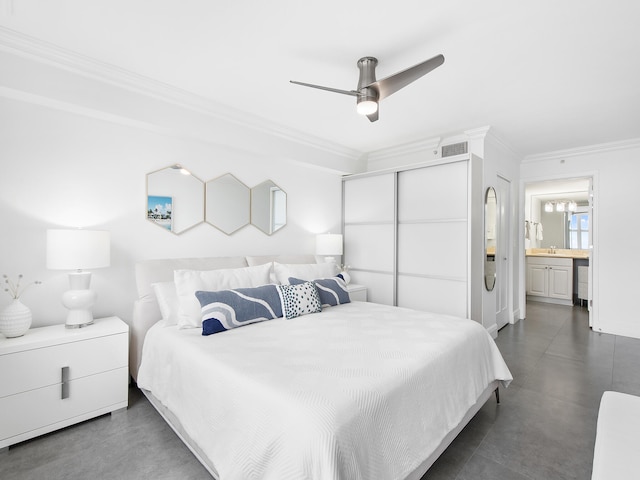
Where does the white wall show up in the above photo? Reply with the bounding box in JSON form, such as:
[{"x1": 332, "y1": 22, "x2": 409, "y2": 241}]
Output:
[
  {"x1": 481, "y1": 132, "x2": 520, "y2": 331},
  {"x1": 520, "y1": 141, "x2": 640, "y2": 339},
  {"x1": 0, "y1": 52, "x2": 347, "y2": 328}
]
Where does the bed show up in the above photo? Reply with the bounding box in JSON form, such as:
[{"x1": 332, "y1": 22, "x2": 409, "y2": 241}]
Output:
[{"x1": 132, "y1": 255, "x2": 512, "y2": 480}]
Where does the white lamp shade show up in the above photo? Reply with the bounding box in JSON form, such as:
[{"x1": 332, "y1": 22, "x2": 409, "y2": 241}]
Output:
[
  {"x1": 47, "y1": 229, "x2": 111, "y2": 270},
  {"x1": 316, "y1": 233, "x2": 343, "y2": 256}
]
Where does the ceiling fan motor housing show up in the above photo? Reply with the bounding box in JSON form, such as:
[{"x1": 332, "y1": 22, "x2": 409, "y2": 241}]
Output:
[{"x1": 357, "y1": 57, "x2": 380, "y2": 101}]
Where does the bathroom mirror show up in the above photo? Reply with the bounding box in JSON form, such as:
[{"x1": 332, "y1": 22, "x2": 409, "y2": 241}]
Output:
[
  {"x1": 251, "y1": 180, "x2": 287, "y2": 235},
  {"x1": 484, "y1": 186, "x2": 497, "y2": 291},
  {"x1": 525, "y1": 178, "x2": 590, "y2": 250},
  {"x1": 206, "y1": 174, "x2": 250, "y2": 234},
  {"x1": 146, "y1": 165, "x2": 204, "y2": 234}
]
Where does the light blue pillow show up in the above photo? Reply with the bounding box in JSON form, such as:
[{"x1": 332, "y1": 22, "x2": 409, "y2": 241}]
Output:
[
  {"x1": 276, "y1": 281, "x2": 322, "y2": 319},
  {"x1": 289, "y1": 276, "x2": 351, "y2": 308},
  {"x1": 196, "y1": 284, "x2": 283, "y2": 336}
]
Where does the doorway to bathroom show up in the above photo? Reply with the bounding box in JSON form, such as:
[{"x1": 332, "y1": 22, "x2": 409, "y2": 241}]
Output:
[{"x1": 523, "y1": 176, "x2": 594, "y2": 328}]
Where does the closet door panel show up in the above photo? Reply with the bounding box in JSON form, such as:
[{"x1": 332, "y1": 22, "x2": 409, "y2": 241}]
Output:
[
  {"x1": 397, "y1": 275, "x2": 467, "y2": 318},
  {"x1": 397, "y1": 223, "x2": 467, "y2": 279},
  {"x1": 349, "y1": 271, "x2": 394, "y2": 306},
  {"x1": 398, "y1": 162, "x2": 467, "y2": 221},
  {"x1": 344, "y1": 224, "x2": 394, "y2": 273},
  {"x1": 344, "y1": 174, "x2": 395, "y2": 223},
  {"x1": 395, "y1": 162, "x2": 469, "y2": 314}
]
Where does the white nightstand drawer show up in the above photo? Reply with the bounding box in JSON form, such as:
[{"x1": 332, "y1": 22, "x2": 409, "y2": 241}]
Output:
[
  {"x1": 0, "y1": 367, "x2": 128, "y2": 445},
  {"x1": 0, "y1": 332, "x2": 127, "y2": 398}
]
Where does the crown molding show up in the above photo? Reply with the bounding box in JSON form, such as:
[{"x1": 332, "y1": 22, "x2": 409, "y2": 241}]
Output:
[
  {"x1": 464, "y1": 125, "x2": 491, "y2": 140},
  {"x1": 522, "y1": 137, "x2": 640, "y2": 163},
  {"x1": 475, "y1": 127, "x2": 521, "y2": 158},
  {"x1": 367, "y1": 136, "x2": 442, "y2": 163},
  {"x1": 0, "y1": 26, "x2": 361, "y2": 162}
]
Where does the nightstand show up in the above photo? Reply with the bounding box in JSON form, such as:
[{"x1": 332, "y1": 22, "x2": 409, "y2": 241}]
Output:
[
  {"x1": 0, "y1": 316, "x2": 129, "y2": 450},
  {"x1": 347, "y1": 283, "x2": 367, "y2": 302}
]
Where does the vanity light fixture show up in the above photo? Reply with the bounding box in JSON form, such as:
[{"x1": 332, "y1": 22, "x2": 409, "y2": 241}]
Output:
[
  {"x1": 46, "y1": 229, "x2": 111, "y2": 328},
  {"x1": 545, "y1": 200, "x2": 578, "y2": 214}
]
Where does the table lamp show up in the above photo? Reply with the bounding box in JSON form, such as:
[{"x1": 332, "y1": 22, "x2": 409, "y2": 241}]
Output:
[
  {"x1": 316, "y1": 233, "x2": 343, "y2": 263},
  {"x1": 46, "y1": 229, "x2": 111, "y2": 328}
]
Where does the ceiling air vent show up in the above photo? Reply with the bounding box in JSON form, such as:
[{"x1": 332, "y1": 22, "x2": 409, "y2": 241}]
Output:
[{"x1": 441, "y1": 141, "x2": 468, "y2": 158}]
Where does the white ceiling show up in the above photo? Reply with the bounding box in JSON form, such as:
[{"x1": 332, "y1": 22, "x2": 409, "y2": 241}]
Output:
[{"x1": 1, "y1": 0, "x2": 639, "y2": 157}]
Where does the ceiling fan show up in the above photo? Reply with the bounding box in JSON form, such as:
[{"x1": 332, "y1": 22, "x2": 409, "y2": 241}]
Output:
[{"x1": 290, "y1": 54, "x2": 444, "y2": 122}]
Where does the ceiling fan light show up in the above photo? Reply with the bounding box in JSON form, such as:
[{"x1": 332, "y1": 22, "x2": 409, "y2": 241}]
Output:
[{"x1": 357, "y1": 99, "x2": 378, "y2": 116}]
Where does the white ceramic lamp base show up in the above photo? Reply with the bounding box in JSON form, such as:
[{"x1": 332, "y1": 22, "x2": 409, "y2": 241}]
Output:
[{"x1": 63, "y1": 271, "x2": 96, "y2": 328}]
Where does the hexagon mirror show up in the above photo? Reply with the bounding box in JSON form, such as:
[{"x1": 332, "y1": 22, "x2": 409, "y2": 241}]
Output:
[
  {"x1": 206, "y1": 173, "x2": 250, "y2": 234},
  {"x1": 146, "y1": 165, "x2": 204, "y2": 234},
  {"x1": 251, "y1": 180, "x2": 287, "y2": 235}
]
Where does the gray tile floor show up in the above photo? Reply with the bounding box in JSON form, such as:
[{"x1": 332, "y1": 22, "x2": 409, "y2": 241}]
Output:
[
  {"x1": 424, "y1": 302, "x2": 640, "y2": 480},
  {"x1": 2, "y1": 302, "x2": 639, "y2": 479}
]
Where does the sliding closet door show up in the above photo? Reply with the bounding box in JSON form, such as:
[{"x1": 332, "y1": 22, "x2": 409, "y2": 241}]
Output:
[
  {"x1": 343, "y1": 173, "x2": 395, "y2": 305},
  {"x1": 396, "y1": 161, "x2": 469, "y2": 317}
]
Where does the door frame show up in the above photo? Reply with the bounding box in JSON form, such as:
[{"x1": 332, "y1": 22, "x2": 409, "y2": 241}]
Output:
[
  {"x1": 518, "y1": 172, "x2": 598, "y2": 327},
  {"x1": 496, "y1": 174, "x2": 511, "y2": 329}
]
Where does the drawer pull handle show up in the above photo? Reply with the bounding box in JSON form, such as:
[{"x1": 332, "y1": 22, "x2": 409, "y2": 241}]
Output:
[{"x1": 61, "y1": 366, "x2": 70, "y2": 399}]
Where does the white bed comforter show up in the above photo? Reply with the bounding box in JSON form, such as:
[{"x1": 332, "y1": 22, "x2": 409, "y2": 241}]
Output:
[{"x1": 137, "y1": 302, "x2": 512, "y2": 480}]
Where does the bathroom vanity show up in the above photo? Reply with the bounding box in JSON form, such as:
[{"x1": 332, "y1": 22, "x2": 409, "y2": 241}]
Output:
[{"x1": 526, "y1": 249, "x2": 589, "y2": 305}]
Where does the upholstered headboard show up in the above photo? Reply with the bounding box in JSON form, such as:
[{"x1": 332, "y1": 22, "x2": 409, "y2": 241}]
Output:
[{"x1": 130, "y1": 254, "x2": 317, "y2": 380}]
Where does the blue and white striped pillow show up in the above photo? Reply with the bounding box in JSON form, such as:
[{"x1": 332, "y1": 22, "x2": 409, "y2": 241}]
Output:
[
  {"x1": 196, "y1": 284, "x2": 283, "y2": 336},
  {"x1": 288, "y1": 276, "x2": 351, "y2": 308}
]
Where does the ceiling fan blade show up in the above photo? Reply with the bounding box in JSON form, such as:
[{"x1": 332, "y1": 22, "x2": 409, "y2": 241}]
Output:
[
  {"x1": 289, "y1": 80, "x2": 359, "y2": 97},
  {"x1": 366, "y1": 110, "x2": 379, "y2": 122},
  {"x1": 371, "y1": 54, "x2": 444, "y2": 100}
]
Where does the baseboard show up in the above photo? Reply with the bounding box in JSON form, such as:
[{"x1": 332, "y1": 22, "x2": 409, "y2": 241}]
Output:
[
  {"x1": 526, "y1": 296, "x2": 573, "y2": 306},
  {"x1": 511, "y1": 308, "x2": 522, "y2": 324},
  {"x1": 486, "y1": 323, "x2": 498, "y2": 339}
]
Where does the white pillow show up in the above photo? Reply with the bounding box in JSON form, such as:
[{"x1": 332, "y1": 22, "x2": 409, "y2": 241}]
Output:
[
  {"x1": 175, "y1": 263, "x2": 272, "y2": 329},
  {"x1": 273, "y1": 262, "x2": 337, "y2": 285},
  {"x1": 152, "y1": 281, "x2": 179, "y2": 325}
]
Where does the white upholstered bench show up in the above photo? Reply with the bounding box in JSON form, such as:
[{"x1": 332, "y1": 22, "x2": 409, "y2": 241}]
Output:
[{"x1": 592, "y1": 391, "x2": 640, "y2": 479}]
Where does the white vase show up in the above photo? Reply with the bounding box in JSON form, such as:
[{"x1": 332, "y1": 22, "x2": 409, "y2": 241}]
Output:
[
  {"x1": 340, "y1": 270, "x2": 351, "y2": 285},
  {"x1": 0, "y1": 299, "x2": 32, "y2": 338}
]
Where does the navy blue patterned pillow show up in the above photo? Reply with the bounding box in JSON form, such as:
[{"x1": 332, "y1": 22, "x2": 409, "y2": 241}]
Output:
[
  {"x1": 196, "y1": 284, "x2": 283, "y2": 336},
  {"x1": 276, "y1": 281, "x2": 322, "y2": 319},
  {"x1": 289, "y1": 276, "x2": 351, "y2": 307}
]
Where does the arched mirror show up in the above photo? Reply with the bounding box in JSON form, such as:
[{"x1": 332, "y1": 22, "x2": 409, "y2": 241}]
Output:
[
  {"x1": 146, "y1": 165, "x2": 204, "y2": 234},
  {"x1": 206, "y1": 174, "x2": 250, "y2": 234},
  {"x1": 484, "y1": 186, "x2": 497, "y2": 291},
  {"x1": 251, "y1": 180, "x2": 287, "y2": 235}
]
